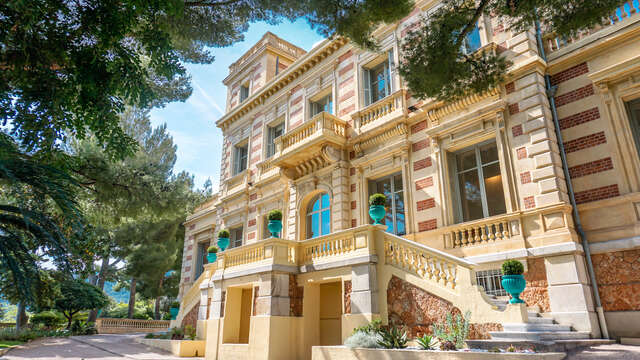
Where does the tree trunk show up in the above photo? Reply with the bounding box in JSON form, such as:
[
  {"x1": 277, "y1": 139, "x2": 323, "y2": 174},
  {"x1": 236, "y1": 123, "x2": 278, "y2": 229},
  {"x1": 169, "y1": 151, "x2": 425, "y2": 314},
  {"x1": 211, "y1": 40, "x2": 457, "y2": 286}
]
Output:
[
  {"x1": 154, "y1": 277, "x2": 164, "y2": 320},
  {"x1": 88, "y1": 257, "x2": 110, "y2": 323},
  {"x1": 127, "y1": 277, "x2": 137, "y2": 319},
  {"x1": 16, "y1": 302, "x2": 28, "y2": 330}
]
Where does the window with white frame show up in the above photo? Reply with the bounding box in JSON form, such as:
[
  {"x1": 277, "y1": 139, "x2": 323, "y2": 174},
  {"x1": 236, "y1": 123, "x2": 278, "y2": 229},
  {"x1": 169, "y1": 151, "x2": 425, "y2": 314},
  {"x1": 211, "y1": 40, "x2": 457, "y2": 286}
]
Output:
[
  {"x1": 239, "y1": 84, "x2": 249, "y2": 103},
  {"x1": 233, "y1": 143, "x2": 248, "y2": 175},
  {"x1": 363, "y1": 49, "x2": 394, "y2": 106},
  {"x1": 449, "y1": 140, "x2": 506, "y2": 223},
  {"x1": 626, "y1": 98, "x2": 640, "y2": 157},
  {"x1": 266, "y1": 122, "x2": 284, "y2": 158},
  {"x1": 306, "y1": 193, "x2": 331, "y2": 239},
  {"x1": 368, "y1": 173, "x2": 406, "y2": 236},
  {"x1": 230, "y1": 227, "x2": 243, "y2": 248},
  {"x1": 461, "y1": 22, "x2": 482, "y2": 54},
  {"x1": 310, "y1": 94, "x2": 333, "y2": 117}
]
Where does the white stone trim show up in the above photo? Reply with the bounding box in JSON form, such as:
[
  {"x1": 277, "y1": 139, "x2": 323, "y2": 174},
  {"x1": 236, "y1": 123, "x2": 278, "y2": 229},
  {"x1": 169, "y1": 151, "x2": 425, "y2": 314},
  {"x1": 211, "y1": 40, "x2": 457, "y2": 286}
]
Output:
[
  {"x1": 465, "y1": 242, "x2": 584, "y2": 264},
  {"x1": 588, "y1": 236, "x2": 640, "y2": 254}
]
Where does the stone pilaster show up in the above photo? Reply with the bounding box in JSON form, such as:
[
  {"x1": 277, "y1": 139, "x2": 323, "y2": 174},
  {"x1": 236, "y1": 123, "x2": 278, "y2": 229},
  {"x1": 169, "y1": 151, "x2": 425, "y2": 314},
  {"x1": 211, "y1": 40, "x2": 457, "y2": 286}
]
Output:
[
  {"x1": 332, "y1": 163, "x2": 351, "y2": 231},
  {"x1": 350, "y1": 264, "x2": 378, "y2": 314},
  {"x1": 255, "y1": 273, "x2": 290, "y2": 316}
]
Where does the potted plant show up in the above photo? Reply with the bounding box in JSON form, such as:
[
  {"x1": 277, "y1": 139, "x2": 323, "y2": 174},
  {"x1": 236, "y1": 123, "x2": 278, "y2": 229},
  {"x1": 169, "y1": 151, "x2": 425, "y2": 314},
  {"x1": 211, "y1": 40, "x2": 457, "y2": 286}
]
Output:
[
  {"x1": 217, "y1": 229, "x2": 230, "y2": 251},
  {"x1": 169, "y1": 301, "x2": 180, "y2": 320},
  {"x1": 501, "y1": 259, "x2": 526, "y2": 304},
  {"x1": 207, "y1": 245, "x2": 218, "y2": 263},
  {"x1": 369, "y1": 193, "x2": 387, "y2": 225},
  {"x1": 267, "y1": 209, "x2": 283, "y2": 238}
]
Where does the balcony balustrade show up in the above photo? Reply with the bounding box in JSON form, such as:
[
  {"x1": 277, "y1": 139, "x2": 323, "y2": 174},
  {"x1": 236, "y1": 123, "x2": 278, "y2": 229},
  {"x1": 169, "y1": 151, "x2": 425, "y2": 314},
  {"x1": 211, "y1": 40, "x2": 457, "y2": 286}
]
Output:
[
  {"x1": 352, "y1": 90, "x2": 406, "y2": 132},
  {"x1": 440, "y1": 213, "x2": 522, "y2": 250}
]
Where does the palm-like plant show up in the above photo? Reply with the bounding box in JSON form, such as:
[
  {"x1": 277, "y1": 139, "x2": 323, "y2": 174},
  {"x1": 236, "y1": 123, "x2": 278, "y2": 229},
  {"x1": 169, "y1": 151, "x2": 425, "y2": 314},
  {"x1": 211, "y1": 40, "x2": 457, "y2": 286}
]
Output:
[{"x1": 377, "y1": 326, "x2": 408, "y2": 349}]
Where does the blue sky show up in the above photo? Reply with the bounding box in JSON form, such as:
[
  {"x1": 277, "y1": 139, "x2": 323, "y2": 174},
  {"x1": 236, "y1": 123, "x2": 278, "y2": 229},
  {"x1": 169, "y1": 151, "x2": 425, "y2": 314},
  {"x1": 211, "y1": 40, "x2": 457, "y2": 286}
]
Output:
[{"x1": 150, "y1": 19, "x2": 326, "y2": 191}]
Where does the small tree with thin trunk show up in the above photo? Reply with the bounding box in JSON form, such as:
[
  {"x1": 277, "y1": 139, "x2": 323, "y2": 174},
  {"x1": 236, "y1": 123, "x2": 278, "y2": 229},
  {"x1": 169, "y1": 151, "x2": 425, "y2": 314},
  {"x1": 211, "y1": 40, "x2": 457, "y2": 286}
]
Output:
[{"x1": 55, "y1": 279, "x2": 109, "y2": 329}]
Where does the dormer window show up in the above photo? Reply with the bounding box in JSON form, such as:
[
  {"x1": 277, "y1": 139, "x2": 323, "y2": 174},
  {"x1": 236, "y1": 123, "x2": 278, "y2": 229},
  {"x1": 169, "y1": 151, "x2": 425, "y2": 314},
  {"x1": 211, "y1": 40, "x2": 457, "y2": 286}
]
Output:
[
  {"x1": 240, "y1": 84, "x2": 250, "y2": 103},
  {"x1": 363, "y1": 50, "x2": 394, "y2": 106}
]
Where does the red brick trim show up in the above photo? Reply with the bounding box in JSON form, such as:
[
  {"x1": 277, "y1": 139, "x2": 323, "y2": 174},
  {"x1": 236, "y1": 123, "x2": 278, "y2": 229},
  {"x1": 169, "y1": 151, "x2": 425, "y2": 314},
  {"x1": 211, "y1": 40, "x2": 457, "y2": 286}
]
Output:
[
  {"x1": 339, "y1": 90, "x2": 355, "y2": 103},
  {"x1": 508, "y1": 103, "x2": 519, "y2": 115},
  {"x1": 413, "y1": 157, "x2": 433, "y2": 171},
  {"x1": 351, "y1": 201, "x2": 356, "y2": 210},
  {"x1": 351, "y1": 219, "x2": 357, "y2": 228},
  {"x1": 575, "y1": 184, "x2": 619, "y2": 204},
  {"x1": 291, "y1": 96, "x2": 303, "y2": 106},
  {"x1": 569, "y1": 157, "x2": 613, "y2": 179},
  {"x1": 249, "y1": 193, "x2": 258, "y2": 201},
  {"x1": 418, "y1": 219, "x2": 437, "y2": 231},
  {"x1": 550, "y1": 62, "x2": 589, "y2": 86},
  {"x1": 253, "y1": 121, "x2": 263, "y2": 130},
  {"x1": 248, "y1": 218, "x2": 256, "y2": 227},
  {"x1": 338, "y1": 50, "x2": 353, "y2": 63},
  {"x1": 554, "y1": 84, "x2": 594, "y2": 107},
  {"x1": 512, "y1": 124, "x2": 523, "y2": 137},
  {"x1": 564, "y1": 131, "x2": 606, "y2": 153},
  {"x1": 558, "y1": 107, "x2": 600, "y2": 130},
  {"x1": 516, "y1": 147, "x2": 527, "y2": 160},
  {"x1": 524, "y1": 196, "x2": 535, "y2": 209},
  {"x1": 411, "y1": 120, "x2": 427, "y2": 134},
  {"x1": 412, "y1": 139, "x2": 429, "y2": 152},
  {"x1": 350, "y1": 184, "x2": 356, "y2": 192},
  {"x1": 290, "y1": 107, "x2": 302, "y2": 118},
  {"x1": 520, "y1": 171, "x2": 531, "y2": 184},
  {"x1": 339, "y1": 103, "x2": 355, "y2": 117},
  {"x1": 416, "y1": 198, "x2": 435, "y2": 211},
  {"x1": 505, "y1": 82, "x2": 515, "y2": 94},
  {"x1": 338, "y1": 62, "x2": 354, "y2": 77},
  {"x1": 415, "y1": 177, "x2": 433, "y2": 190},
  {"x1": 339, "y1": 75, "x2": 354, "y2": 89},
  {"x1": 248, "y1": 232, "x2": 255, "y2": 240},
  {"x1": 350, "y1": 167, "x2": 356, "y2": 176}
]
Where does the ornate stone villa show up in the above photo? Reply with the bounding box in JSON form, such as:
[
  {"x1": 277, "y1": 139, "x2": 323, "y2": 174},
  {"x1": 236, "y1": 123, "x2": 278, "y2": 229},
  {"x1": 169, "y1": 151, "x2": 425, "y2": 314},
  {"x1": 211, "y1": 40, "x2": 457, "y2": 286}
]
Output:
[{"x1": 175, "y1": 1, "x2": 640, "y2": 358}]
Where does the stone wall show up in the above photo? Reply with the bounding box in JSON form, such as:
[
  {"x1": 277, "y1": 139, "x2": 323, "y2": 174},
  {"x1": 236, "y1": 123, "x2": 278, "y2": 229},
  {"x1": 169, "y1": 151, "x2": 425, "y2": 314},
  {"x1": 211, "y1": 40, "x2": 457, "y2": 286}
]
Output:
[
  {"x1": 344, "y1": 280, "x2": 352, "y2": 314},
  {"x1": 181, "y1": 300, "x2": 199, "y2": 330},
  {"x1": 386, "y1": 276, "x2": 501, "y2": 339},
  {"x1": 592, "y1": 249, "x2": 640, "y2": 311},
  {"x1": 521, "y1": 258, "x2": 550, "y2": 312},
  {"x1": 289, "y1": 274, "x2": 304, "y2": 317}
]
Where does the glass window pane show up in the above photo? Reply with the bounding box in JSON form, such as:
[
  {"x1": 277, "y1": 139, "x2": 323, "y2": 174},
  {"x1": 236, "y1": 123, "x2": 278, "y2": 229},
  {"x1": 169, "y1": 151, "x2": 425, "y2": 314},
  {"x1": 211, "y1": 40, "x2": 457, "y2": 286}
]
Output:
[
  {"x1": 483, "y1": 163, "x2": 507, "y2": 216},
  {"x1": 456, "y1": 149, "x2": 477, "y2": 171},
  {"x1": 312, "y1": 197, "x2": 320, "y2": 212},
  {"x1": 394, "y1": 174, "x2": 403, "y2": 191},
  {"x1": 480, "y1": 142, "x2": 499, "y2": 164},
  {"x1": 321, "y1": 210, "x2": 331, "y2": 236},
  {"x1": 464, "y1": 25, "x2": 482, "y2": 54},
  {"x1": 458, "y1": 170, "x2": 484, "y2": 222},
  {"x1": 321, "y1": 193, "x2": 330, "y2": 209},
  {"x1": 309, "y1": 213, "x2": 319, "y2": 238}
]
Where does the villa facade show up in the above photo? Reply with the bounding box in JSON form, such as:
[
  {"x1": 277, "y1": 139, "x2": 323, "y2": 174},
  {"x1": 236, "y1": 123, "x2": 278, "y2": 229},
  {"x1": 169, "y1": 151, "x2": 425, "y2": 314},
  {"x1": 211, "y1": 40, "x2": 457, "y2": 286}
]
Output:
[{"x1": 176, "y1": 1, "x2": 640, "y2": 359}]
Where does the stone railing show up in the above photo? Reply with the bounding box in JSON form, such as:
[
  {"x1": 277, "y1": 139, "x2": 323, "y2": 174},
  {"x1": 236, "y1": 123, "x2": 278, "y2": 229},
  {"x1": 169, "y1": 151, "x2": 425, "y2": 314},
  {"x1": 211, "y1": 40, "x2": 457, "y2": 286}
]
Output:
[
  {"x1": 218, "y1": 238, "x2": 297, "y2": 270},
  {"x1": 352, "y1": 90, "x2": 406, "y2": 130},
  {"x1": 175, "y1": 264, "x2": 214, "y2": 326},
  {"x1": 275, "y1": 112, "x2": 347, "y2": 154},
  {"x1": 301, "y1": 232, "x2": 356, "y2": 263},
  {"x1": 444, "y1": 213, "x2": 521, "y2": 249},
  {"x1": 96, "y1": 318, "x2": 170, "y2": 334},
  {"x1": 543, "y1": 1, "x2": 639, "y2": 53}
]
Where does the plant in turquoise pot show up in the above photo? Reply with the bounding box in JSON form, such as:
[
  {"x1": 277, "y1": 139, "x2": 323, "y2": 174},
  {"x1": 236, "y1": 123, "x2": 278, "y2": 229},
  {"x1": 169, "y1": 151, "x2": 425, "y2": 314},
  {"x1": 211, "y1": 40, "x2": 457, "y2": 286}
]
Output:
[
  {"x1": 169, "y1": 301, "x2": 180, "y2": 320},
  {"x1": 217, "y1": 229, "x2": 230, "y2": 251},
  {"x1": 369, "y1": 193, "x2": 387, "y2": 225},
  {"x1": 501, "y1": 260, "x2": 526, "y2": 304},
  {"x1": 267, "y1": 209, "x2": 283, "y2": 238},
  {"x1": 207, "y1": 245, "x2": 219, "y2": 263}
]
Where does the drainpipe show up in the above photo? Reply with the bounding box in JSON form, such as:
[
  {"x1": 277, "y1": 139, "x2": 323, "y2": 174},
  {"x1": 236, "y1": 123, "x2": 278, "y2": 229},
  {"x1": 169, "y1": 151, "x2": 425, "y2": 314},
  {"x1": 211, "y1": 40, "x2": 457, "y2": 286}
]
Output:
[{"x1": 533, "y1": 13, "x2": 609, "y2": 339}]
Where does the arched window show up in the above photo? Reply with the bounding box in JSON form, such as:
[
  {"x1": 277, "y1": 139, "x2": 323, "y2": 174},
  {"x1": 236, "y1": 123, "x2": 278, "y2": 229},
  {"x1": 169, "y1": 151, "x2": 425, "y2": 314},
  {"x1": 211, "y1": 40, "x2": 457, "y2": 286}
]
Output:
[{"x1": 306, "y1": 193, "x2": 331, "y2": 239}]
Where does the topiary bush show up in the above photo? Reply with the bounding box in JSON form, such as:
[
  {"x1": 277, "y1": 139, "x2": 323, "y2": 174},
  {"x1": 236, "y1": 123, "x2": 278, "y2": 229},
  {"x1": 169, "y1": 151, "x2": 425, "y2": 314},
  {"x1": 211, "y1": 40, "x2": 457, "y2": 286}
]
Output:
[
  {"x1": 170, "y1": 301, "x2": 180, "y2": 308},
  {"x1": 369, "y1": 193, "x2": 386, "y2": 206},
  {"x1": 218, "y1": 229, "x2": 230, "y2": 238},
  {"x1": 207, "y1": 245, "x2": 218, "y2": 253},
  {"x1": 501, "y1": 260, "x2": 525, "y2": 275},
  {"x1": 267, "y1": 209, "x2": 283, "y2": 221}
]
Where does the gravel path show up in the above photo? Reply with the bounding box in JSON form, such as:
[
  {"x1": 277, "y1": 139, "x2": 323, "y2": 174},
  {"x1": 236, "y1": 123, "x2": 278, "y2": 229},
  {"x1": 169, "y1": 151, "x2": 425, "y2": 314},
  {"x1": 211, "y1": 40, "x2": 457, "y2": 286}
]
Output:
[{"x1": 0, "y1": 334, "x2": 202, "y2": 360}]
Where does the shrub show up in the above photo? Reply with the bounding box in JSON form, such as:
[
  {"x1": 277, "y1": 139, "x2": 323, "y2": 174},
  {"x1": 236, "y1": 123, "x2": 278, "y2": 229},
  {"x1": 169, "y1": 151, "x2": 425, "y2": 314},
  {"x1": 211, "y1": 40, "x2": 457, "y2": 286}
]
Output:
[
  {"x1": 440, "y1": 340, "x2": 457, "y2": 351},
  {"x1": 377, "y1": 326, "x2": 408, "y2": 349},
  {"x1": 267, "y1": 209, "x2": 283, "y2": 221},
  {"x1": 344, "y1": 331, "x2": 383, "y2": 348},
  {"x1": 207, "y1": 245, "x2": 218, "y2": 253},
  {"x1": 432, "y1": 311, "x2": 470, "y2": 349},
  {"x1": 170, "y1": 327, "x2": 184, "y2": 340},
  {"x1": 0, "y1": 328, "x2": 71, "y2": 342},
  {"x1": 218, "y1": 229, "x2": 230, "y2": 238},
  {"x1": 144, "y1": 333, "x2": 155, "y2": 339},
  {"x1": 416, "y1": 334, "x2": 436, "y2": 350},
  {"x1": 501, "y1": 260, "x2": 524, "y2": 275},
  {"x1": 352, "y1": 319, "x2": 383, "y2": 335},
  {"x1": 184, "y1": 325, "x2": 196, "y2": 340},
  {"x1": 70, "y1": 320, "x2": 97, "y2": 335},
  {"x1": 30, "y1": 311, "x2": 64, "y2": 329},
  {"x1": 170, "y1": 301, "x2": 180, "y2": 308},
  {"x1": 369, "y1": 193, "x2": 386, "y2": 206}
]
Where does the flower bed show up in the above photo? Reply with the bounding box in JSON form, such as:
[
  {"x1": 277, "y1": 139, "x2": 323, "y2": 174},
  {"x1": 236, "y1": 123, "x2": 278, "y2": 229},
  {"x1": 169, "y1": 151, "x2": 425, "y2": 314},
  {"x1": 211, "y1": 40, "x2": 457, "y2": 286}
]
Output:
[{"x1": 311, "y1": 346, "x2": 567, "y2": 360}]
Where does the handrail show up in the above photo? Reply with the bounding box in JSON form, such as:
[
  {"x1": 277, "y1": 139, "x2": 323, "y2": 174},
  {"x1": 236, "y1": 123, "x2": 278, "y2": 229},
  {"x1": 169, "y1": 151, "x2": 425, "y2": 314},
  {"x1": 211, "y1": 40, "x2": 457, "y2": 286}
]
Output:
[
  {"x1": 175, "y1": 264, "x2": 214, "y2": 324},
  {"x1": 383, "y1": 232, "x2": 477, "y2": 268},
  {"x1": 96, "y1": 318, "x2": 170, "y2": 328}
]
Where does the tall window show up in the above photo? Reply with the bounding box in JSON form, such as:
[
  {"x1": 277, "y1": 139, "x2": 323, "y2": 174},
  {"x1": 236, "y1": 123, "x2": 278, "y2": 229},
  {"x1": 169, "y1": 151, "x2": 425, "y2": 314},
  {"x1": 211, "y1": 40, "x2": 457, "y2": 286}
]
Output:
[
  {"x1": 310, "y1": 94, "x2": 333, "y2": 117},
  {"x1": 369, "y1": 173, "x2": 406, "y2": 235},
  {"x1": 626, "y1": 98, "x2": 640, "y2": 157},
  {"x1": 195, "y1": 241, "x2": 208, "y2": 278},
  {"x1": 230, "y1": 227, "x2": 243, "y2": 248},
  {"x1": 450, "y1": 141, "x2": 506, "y2": 223},
  {"x1": 240, "y1": 84, "x2": 249, "y2": 103},
  {"x1": 306, "y1": 193, "x2": 331, "y2": 239},
  {"x1": 266, "y1": 122, "x2": 284, "y2": 158},
  {"x1": 461, "y1": 23, "x2": 482, "y2": 54},
  {"x1": 363, "y1": 50, "x2": 393, "y2": 106},
  {"x1": 233, "y1": 143, "x2": 248, "y2": 175}
]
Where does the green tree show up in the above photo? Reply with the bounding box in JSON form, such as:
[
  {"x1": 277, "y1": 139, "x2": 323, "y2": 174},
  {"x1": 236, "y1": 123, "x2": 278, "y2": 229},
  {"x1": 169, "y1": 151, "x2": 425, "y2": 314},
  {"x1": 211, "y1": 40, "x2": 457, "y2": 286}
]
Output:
[
  {"x1": 399, "y1": 0, "x2": 624, "y2": 101},
  {"x1": 54, "y1": 279, "x2": 108, "y2": 329}
]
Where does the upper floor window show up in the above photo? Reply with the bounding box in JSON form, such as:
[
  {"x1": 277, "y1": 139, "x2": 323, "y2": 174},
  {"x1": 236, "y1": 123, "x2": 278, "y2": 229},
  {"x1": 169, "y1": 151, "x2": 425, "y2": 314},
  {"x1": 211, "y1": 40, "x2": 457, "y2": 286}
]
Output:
[
  {"x1": 310, "y1": 94, "x2": 333, "y2": 117},
  {"x1": 266, "y1": 122, "x2": 284, "y2": 158},
  {"x1": 450, "y1": 140, "x2": 506, "y2": 223},
  {"x1": 240, "y1": 84, "x2": 250, "y2": 103},
  {"x1": 461, "y1": 23, "x2": 482, "y2": 54},
  {"x1": 233, "y1": 143, "x2": 248, "y2": 175},
  {"x1": 363, "y1": 50, "x2": 394, "y2": 106},
  {"x1": 626, "y1": 98, "x2": 640, "y2": 157},
  {"x1": 369, "y1": 173, "x2": 406, "y2": 235},
  {"x1": 306, "y1": 193, "x2": 331, "y2": 239},
  {"x1": 196, "y1": 241, "x2": 209, "y2": 278},
  {"x1": 230, "y1": 227, "x2": 243, "y2": 248}
]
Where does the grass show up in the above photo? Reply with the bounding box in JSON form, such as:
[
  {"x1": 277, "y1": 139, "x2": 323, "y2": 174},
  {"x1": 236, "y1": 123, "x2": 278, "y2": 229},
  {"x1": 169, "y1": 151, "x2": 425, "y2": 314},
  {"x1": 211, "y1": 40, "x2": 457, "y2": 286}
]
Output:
[{"x1": 0, "y1": 340, "x2": 23, "y2": 348}]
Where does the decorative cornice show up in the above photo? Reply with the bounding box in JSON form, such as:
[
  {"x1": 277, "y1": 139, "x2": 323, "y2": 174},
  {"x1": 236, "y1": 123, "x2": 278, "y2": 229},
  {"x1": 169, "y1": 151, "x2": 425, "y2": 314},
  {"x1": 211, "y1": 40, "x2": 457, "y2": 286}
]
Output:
[{"x1": 425, "y1": 87, "x2": 500, "y2": 126}]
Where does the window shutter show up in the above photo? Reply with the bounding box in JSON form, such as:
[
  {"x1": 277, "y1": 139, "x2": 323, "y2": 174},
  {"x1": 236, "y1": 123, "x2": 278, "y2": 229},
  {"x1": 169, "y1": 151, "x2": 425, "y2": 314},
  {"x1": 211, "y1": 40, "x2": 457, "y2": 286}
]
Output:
[{"x1": 363, "y1": 68, "x2": 371, "y2": 106}]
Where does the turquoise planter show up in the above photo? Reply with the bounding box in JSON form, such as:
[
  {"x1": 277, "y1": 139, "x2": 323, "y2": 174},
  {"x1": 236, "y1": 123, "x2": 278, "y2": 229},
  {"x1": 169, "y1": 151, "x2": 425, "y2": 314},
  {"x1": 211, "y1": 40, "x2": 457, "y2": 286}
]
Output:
[
  {"x1": 170, "y1": 307, "x2": 179, "y2": 320},
  {"x1": 369, "y1": 205, "x2": 386, "y2": 225},
  {"x1": 207, "y1": 253, "x2": 217, "y2": 264},
  {"x1": 267, "y1": 220, "x2": 283, "y2": 238},
  {"x1": 217, "y1": 237, "x2": 230, "y2": 251},
  {"x1": 501, "y1": 274, "x2": 526, "y2": 304}
]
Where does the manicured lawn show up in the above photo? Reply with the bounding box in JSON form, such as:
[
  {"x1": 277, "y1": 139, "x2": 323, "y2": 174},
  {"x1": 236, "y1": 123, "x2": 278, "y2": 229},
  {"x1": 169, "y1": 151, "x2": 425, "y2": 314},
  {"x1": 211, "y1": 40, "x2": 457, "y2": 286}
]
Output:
[{"x1": 0, "y1": 340, "x2": 23, "y2": 348}]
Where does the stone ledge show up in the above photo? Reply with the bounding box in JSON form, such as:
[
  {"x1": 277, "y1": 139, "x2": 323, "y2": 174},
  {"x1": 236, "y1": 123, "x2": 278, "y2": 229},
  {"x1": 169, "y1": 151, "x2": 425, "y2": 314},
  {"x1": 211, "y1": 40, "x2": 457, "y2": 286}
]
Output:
[
  {"x1": 135, "y1": 337, "x2": 205, "y2": 357},
  {"x1": 312, "y1": 346, "x2": 567, "y2": 360}
]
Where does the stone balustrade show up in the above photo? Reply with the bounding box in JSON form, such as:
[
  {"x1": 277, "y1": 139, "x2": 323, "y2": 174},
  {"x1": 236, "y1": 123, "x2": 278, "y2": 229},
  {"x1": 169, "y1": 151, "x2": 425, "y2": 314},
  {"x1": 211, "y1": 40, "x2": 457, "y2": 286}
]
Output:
[
  {"x1": 352, "y1": 89, "x2": 406, "y2": 130},
  {"x1": 544, "y1": 1, "x2": 639, "y2": 53},
  {"x1": 175, "y1": 264, "x2": 215, "y2": 326},
  {"x1": 95, "y1": 318, "x2": 170, "y2": 334},
  {"x1": 444, "y1": 213, "x2": 521, "y2": 249},
  {"x1": 275, "y1": 111, "x2": 347, "y2": 154},
  {"x1": 217, "y1": 238, "x2": 297, "y2": 270},
  {"x1": 301, "y1": 232, "x2": 356, "y2": 263}
]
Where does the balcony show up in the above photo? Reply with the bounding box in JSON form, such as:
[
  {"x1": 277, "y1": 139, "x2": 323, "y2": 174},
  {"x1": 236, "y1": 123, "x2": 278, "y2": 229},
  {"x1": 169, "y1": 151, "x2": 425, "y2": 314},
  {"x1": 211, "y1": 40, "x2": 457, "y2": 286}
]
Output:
[
  {"x1": 270, "y1": 112, "x2": 347, "y2": 178},
  {"x1": 352, "y1": 89, "x2": 407, "y2": 133},
  {"x1": 543, "y1": 1, "x2": 640, "y2": 55}
]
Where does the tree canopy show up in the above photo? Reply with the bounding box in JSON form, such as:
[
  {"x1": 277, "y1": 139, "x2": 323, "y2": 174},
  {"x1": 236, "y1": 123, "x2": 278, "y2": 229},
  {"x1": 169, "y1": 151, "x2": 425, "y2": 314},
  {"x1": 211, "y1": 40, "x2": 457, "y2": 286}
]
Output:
[{"x1": 54, "y1": 279, "x2": 109, "y2": 328}]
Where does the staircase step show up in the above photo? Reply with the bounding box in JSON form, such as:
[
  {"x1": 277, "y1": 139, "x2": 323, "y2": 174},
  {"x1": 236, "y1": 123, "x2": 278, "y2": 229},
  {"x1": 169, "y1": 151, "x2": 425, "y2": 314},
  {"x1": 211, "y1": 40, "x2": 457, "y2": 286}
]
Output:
[
  {"x1": 503, "y1": 323, "x2": 571, "y2": 332},
  {"x1": 527, "y1": 311, "x2": 541, "y2": 317},
  {"x1": 527, "y1": 317, "x2": 555, "y2": 325},
  {"x1": 467, "y1": 339, "x2": 615, "y2": 353},
  {"x1": 489, "y1": 331, "x2": 590, "y2": 341}
]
